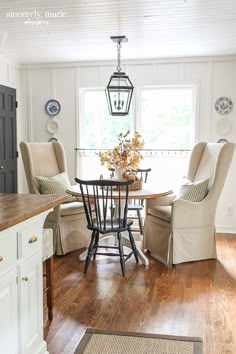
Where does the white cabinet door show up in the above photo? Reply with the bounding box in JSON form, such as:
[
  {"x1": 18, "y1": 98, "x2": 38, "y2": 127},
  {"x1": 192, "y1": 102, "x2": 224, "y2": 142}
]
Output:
[
  {"x1": 0, "y1": 268, "x2": 18, "y2": 354},
  {"x1": 18, "y1": 252, "x2": 43, "y2": 354}
]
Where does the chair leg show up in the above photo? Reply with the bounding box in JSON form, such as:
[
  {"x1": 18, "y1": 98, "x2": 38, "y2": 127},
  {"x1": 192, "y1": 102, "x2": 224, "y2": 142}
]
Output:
[
  {"x1": 93, "y1": 231, "x2": 100, "y2": 260},
  {"x1": 128, "y1": 227, "x2": 139, "y2": 263},
  {"x1": 84, "y1": 231, "x2": 96, "y2": 274},
  {"x1": 137, "y1": 209, "x2": 144, "y2": 235},
  {"x1": 117, "y1": 232, "x2": 125, "y2": 277},
  {"x1": 45, "y1": 257, "x2": 54, "y2": 321}
]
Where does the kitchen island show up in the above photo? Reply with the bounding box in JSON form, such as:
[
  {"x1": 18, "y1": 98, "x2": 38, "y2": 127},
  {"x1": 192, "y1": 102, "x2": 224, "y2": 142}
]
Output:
[{"x1": 0, "y1": 193, "x2": 67, "y2": 354}]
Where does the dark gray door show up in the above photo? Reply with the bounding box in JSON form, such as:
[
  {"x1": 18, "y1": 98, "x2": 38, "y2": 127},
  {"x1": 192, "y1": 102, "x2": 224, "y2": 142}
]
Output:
[{"x1": 0, "y1": 85, "x2": 17, "y2": 193}]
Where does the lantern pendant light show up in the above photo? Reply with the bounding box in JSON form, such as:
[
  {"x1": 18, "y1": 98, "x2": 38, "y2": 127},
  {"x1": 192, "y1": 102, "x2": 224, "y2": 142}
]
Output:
[{"x1": 106, "y1": 36, "x2": 134, "y2": 116}]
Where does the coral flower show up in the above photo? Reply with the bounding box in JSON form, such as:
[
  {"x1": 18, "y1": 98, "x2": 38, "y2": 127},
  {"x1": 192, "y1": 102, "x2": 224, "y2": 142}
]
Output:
[{"x1": 99, "y1": 131, "x2": 144, "y2": 171}]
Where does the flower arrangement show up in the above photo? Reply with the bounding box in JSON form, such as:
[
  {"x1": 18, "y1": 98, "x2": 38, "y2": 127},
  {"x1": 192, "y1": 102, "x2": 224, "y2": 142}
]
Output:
[{"x1": 99, "y1": 130, "x2": 144, "y2": 171}]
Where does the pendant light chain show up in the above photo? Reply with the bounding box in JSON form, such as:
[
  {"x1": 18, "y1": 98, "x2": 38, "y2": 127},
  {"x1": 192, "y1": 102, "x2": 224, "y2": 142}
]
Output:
[{"x1": 117, "y1": 43, "x2": 122, "y2": 72}]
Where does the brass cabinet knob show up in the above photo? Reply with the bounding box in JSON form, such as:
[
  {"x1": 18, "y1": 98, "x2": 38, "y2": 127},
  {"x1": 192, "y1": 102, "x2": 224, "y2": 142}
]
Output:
[
  {"x1": 0, "y1": 165, "x2": 4, "y2": 170},
  {"x1": 0, "y1": 256, "x2": 3, "y2": 262},
  {"x1": 22, "y1": 276, "x2": 28, "y2": 282},
  {"x1": 28, "y1": 235, "x2": 38, "y2": 243}
]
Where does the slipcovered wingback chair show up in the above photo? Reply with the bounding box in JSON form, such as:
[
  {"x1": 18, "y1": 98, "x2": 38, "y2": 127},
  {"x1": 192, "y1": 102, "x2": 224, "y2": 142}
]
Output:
[
  {"x1": 144, "y1": 142, "x2": 235, "y2": 268},
  {"x1": 20, "y1": 141, "x2": 90, "y2": 255}
]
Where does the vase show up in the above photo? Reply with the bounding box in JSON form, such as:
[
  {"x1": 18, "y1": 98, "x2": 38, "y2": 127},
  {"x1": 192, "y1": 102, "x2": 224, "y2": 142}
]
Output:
[{"x1": 114, "y1": 168, "x2": 124, "y2": 180}]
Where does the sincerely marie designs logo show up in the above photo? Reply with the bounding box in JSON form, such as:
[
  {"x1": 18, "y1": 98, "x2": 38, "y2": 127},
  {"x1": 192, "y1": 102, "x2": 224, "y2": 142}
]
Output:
[{"x1": 5, "y1": 9, "x2": 67, "y2": 25}]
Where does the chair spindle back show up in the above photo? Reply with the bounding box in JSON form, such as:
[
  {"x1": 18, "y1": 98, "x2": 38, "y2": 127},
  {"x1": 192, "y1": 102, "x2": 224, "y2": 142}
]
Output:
[{"x1": 75, "y1": 178, "x2": 134, "y2": 234}]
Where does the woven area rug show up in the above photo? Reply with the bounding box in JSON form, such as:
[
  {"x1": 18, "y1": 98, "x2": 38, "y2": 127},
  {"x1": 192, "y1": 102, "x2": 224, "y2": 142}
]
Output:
[{"x1": 75, "y1": 328, "x2": 203, "y2": 354}]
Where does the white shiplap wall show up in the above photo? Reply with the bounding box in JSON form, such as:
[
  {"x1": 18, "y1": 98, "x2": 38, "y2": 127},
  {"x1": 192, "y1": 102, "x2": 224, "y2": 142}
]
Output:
[{"x1": 19, "y1": 55, "x2": 236, "y2": 232}]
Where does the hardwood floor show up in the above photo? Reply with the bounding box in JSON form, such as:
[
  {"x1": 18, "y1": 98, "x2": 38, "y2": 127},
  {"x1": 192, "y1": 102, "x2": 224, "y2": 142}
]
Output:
[{"x1": 45, "y1": 234, "x2": 236, "y2": 354}]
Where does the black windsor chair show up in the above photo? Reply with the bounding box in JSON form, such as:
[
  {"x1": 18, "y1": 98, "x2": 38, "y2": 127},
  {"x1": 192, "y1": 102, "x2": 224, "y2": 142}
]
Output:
[
  {"x1": 127, "y1": 168, "x2": 151, "y2": 235},
  {"x1": 75, "y1": 178, "x2": 139, "y2": 276}
]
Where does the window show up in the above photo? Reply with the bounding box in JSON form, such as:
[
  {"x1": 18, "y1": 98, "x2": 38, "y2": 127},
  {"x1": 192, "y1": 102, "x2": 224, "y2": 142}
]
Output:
[
  {"x1": 78, "y1": 85, "x2": 195, "y2": 182},
  {"x1": 80, "y1": 88, "x2": 133, "y2": 149},
  {"x1": 80, "y1": 85, "x2": 195, "y2": 150},
  {"x1": 138, "y1": 86, "x2": 195, "y2": 149}
]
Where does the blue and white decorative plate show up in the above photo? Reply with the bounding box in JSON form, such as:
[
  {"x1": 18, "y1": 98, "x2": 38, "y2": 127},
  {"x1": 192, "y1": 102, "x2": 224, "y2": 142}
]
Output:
[
  {"x1": 215, "y1": 97, "x2": 233, "y2": 115},
  {"x1": 45, "y1": 99, "x2": 61, "y2": 116},
  {"x1": 48, "y1": 137, "x2": 58, "y2": 142},
  {"x1": 217, "y1": 138, "x2": 229, "y2": 143}
]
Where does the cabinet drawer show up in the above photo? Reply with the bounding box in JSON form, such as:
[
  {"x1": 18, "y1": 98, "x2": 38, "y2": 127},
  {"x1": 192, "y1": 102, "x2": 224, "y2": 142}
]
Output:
[
  {"x1": 17, "y1": 223, "x2": 42, "y2": 259},
  {"x1": 0, "y1": 233, "x2": 17, "y2": 276}
]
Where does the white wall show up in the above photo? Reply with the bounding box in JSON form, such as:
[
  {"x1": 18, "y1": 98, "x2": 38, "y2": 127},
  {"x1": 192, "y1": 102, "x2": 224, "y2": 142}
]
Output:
[
  {"x1": 20, "y1": 56, "x2": 236, "y2": 232},
  {"x1": 0, "y1": 55, "x2": 27, "y2": 193}
]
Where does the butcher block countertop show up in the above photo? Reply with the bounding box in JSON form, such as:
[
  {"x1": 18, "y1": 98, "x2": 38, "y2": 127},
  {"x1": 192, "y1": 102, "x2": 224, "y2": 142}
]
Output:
[{"x1": 0, "y1": 193, "x2": 67, "y2": 232}]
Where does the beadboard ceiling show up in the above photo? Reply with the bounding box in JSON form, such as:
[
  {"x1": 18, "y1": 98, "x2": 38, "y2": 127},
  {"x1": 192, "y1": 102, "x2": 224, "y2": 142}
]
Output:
[{"x1": 1, "y1": 0, "x2": 236, "y2": 64}]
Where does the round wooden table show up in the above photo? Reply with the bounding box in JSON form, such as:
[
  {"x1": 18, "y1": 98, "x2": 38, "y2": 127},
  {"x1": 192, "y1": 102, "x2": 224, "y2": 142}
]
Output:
[
  {"x1": 67, "y1": 184, "x2": 172, "y2": 200},
  {"x1": 66, "y1": 184, "x2": 173, "y2": 265}
]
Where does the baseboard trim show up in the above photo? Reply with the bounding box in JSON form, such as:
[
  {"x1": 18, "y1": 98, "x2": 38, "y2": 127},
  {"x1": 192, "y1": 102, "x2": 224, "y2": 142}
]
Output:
[{"x1": 216, "y1": 227, "x2": 236, "y2": 234}]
